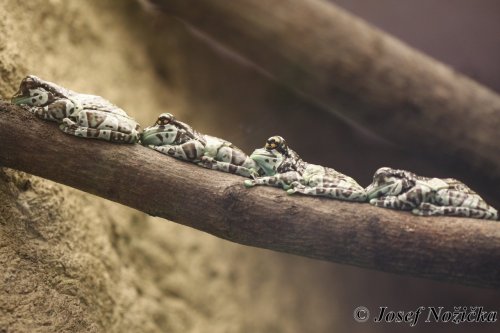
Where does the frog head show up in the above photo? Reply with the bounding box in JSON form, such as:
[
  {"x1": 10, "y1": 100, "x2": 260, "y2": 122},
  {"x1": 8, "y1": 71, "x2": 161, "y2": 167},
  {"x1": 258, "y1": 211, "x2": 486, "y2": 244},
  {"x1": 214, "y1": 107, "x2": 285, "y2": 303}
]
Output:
[
  {"x1": 249, "y1": 148, "x2": 284, "y2": 176},
  {"x1": 365, "y1": 167, "x2": 416, "y2": 199},
  {"x1": 140, "y1": 113, "x2": 180, "y2": 146},
  {"x1": 249, "y1": 136, "x2": 303, "y2": 176},
  {"x1": 11, "y1": 75, "x2": 65, "y2": 106},
  {"x1": 265, "y1": 135, "x2": 290, "y2": 157}
]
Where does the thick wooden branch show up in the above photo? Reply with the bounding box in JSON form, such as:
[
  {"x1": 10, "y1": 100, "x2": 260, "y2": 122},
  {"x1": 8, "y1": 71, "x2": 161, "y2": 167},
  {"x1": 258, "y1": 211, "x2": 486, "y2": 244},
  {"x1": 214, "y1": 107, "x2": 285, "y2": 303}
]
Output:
[
  {"x1": 148, "y1": 0, "x2": 500, "y2": 185},
  {"x1": 1, "y1": 102, "x2": 499, "y2": 288}
]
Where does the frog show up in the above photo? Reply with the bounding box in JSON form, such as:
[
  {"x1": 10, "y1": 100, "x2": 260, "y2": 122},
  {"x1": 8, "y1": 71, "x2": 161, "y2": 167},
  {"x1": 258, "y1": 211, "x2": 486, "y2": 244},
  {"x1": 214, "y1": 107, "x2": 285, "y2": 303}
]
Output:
[
  {"x1": 141, "y1": 113, "x2": 263, "y2": 178},
  {"x1": 11, "y1": 75, "x2": 140, "y2": 143},
  {"x1": 244, "y1": 136, "x2": 367, "y2": 202},
  {"x1": 366, "y1": 167, "x2": 498, "y2": 220}
]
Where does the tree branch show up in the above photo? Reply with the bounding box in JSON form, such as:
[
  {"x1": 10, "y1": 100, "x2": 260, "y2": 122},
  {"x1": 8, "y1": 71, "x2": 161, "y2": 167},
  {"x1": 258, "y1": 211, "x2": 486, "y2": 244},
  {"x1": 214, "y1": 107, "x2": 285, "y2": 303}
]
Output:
[
  {"x1": 1, "y1": 101, "x2": 499, "y2": 289},
  {"x1": 147, "y1": 0, "x2": 500, "y2": 186}
]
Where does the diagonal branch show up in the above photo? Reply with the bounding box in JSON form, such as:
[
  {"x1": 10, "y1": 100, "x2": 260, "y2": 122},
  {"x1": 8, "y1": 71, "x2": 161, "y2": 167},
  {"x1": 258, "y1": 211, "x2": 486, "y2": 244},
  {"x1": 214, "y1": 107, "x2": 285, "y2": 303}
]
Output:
[
  {"x1": 146, "y1": 0, "x2": 500, "y2": 186},
  {"x1": 1, "y1": 102, "x2": 499, "y2": 289}
]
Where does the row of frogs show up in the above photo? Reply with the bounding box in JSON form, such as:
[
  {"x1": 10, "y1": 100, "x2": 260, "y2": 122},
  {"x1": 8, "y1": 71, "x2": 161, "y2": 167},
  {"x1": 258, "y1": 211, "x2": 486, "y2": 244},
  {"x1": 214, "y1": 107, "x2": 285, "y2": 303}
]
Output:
[{"x1": 10, "y1": 75, "x2": 498, "y2": 220}]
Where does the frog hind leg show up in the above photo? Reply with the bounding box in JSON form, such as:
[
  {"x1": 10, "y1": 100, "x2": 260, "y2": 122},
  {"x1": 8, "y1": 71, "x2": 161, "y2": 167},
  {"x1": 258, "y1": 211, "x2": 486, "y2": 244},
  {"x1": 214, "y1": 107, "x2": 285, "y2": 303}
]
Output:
[
  {"x1": 413, "y1": 203, "x2": 498, "y2": 220},
  {"x1": 199, "y1": 156, "x2": 256, "y2": 178},
  {"x1": 369, "y1": 185, "x2": 431, "y2": 210},
  {"x1": 59, "y1": 118, "x2": 138, "y2": 143},
  {"x1": 287, "y1": 184, "x2": 367, "y2": 202},
  {"x1": 149, "y1": 139, "x2": 204, "y2": 162},
  {"x1": 434, "y1": 189, "x2": 494, "y2": 211},
  {"x1": 370, "y1": 195, "x2": 413, "y2": 210}
]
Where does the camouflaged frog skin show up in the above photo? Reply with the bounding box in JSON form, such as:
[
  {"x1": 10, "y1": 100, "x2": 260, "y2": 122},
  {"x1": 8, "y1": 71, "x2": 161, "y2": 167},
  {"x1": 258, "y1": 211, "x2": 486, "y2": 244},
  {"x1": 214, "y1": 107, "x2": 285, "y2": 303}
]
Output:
[
  {"x1": 366, "y1": 167, "x2": 498, "y2": 220},
  {"x1": 141, "y1": 113, "x2": 263, "y2": 178},
  {"x1": 244, "y1": 136, "x2": 367, "y2": 202},
  {"x1": 11, "y1": 75, "x2": 140, "y2": 143}
]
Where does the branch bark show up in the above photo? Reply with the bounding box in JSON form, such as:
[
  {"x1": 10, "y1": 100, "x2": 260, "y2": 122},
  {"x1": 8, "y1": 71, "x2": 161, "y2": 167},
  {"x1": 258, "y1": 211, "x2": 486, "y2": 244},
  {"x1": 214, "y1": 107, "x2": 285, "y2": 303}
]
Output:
[
  {"x1": 1, "y1": 102, "x2": 499, "y2": 288},
  {"x1": 147, "y1": 0, "x2": 500, "y2": 185}
]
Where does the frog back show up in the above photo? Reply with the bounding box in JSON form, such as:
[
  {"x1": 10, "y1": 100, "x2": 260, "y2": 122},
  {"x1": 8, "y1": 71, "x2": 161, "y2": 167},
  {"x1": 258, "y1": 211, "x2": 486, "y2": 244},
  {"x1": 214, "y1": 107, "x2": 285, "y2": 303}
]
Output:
[
  {"x1": 203, "y1": 135, "x2": 243, "y2": 157},
  {"x1": 72, "y1": 93, "x2": 129, "y2": 117},
  {"x1": 276, "y1": 148, "x2": 306, "y2": 174},
  {"x1": 441, "y1": 178, "x2": 477, "y2": 194},
  {"x1": 305, "y1": 164, "x2": 358, "y2": 182}
]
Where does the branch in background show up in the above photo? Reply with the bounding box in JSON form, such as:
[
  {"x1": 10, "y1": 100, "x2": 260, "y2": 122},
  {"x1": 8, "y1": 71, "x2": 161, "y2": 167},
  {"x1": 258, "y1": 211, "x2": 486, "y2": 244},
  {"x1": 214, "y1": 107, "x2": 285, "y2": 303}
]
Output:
[
  {"x1": 1, "y1": 102, "x2": 499, "y2": 289},
  {"x1": 147, "y1": 0, "x2": 500, "y2": 185}
]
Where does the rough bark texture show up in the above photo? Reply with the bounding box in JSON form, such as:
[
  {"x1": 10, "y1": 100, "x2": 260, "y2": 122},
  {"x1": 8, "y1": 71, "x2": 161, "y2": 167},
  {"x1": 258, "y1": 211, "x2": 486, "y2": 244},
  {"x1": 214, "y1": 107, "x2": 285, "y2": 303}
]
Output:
[
  {"x1": 1, "y1": 102, "x2": 499, "y2": 289},
  {"x1": 148, "y1": 0, "x2": 500, "y2": 188}
]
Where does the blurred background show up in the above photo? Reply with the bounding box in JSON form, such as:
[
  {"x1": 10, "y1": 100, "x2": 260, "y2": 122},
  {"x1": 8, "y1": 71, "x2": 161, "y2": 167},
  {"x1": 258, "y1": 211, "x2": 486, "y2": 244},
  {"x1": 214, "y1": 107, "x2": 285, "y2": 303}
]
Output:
[{"x1": 0, "y1": 0, "x2": 498, "y2": 332}]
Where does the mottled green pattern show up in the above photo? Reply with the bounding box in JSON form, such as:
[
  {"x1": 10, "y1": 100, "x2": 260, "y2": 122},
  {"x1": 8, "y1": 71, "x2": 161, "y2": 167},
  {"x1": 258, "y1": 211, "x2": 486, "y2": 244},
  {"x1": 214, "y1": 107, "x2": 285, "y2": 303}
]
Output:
[
  {"x1": 12, "y1": 75, "x2": 140, "y2": 143},
  {"x1": 141, "y1": 113, "x2": 262, "y2": 178},
  {"x1": 245, "y1": 136, "x2": 366, "y2": 201},
  {"x1": 366, "y1": 167, "x2": 498, "y2": 220}
]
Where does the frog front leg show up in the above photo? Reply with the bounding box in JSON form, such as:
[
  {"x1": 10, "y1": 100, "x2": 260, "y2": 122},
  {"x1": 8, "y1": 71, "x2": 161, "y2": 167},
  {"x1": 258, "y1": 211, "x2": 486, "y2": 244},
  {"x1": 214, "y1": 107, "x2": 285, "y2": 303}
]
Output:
[
  {"x1": 369, "y1": 185, "x2": 432, "y2": 210},
  {"x1": 25, "y1": 98, "x2": 78, "y2": 122},
  {"x1": 287, "y1": 184, "x2": 367, "y2": 202},
  {"x1": 414, "y1": 203, "x2": 498, "y2": 220},
  {"x1": 149, "y1": 139, "x2": 204, "y2": 162},
  {"x1": 200, "y1": 156, "x2": 259, "y2": 178},
  {"x1": 244, "y1": 171, "x2": 302, "y2": 189}
]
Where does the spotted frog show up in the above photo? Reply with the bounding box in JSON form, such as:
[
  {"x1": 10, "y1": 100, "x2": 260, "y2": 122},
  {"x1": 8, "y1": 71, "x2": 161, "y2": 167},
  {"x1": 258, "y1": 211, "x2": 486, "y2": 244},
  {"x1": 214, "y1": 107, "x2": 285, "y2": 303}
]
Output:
[
  {"x1": 141, "y1": 113, "x2": 263, "y2": 178},
  {"x1": 11, "y1": 75, "x2": 140, "y2": 143},
  {"x1": 366, "y1": 167, "x2": 498, "y2": 220},
  {"x1": 244, "y1": 136, "x2": 367, "y2": 201}
]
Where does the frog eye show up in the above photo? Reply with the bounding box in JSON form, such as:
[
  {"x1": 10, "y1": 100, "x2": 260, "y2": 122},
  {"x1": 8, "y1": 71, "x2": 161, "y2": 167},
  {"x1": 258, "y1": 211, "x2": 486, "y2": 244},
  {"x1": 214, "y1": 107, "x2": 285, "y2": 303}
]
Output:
[
  {"x1": 265, "y1": 142, "x2": 277, "y2": 149},
  {"x1": 265, "y1": 136, "x2": 282, "y2": 150},
  {"x1": 156, "y1": 113, "x2": 175, "y2": 126},
  {"x1": 156, "y1": 117, "x2": 171, "y2": 126}
]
